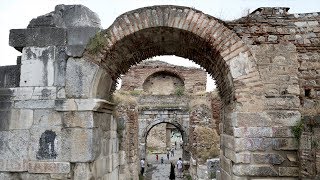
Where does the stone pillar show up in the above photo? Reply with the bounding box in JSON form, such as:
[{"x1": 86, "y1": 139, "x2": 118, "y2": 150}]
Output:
[{"x1": 166, "y1": 127, "x2": 171, "y2": 149}]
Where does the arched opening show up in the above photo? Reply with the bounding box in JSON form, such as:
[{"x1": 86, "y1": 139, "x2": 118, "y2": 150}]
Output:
[{"x1": 81, "y1": 5, "x2": 264, "y2": 179}]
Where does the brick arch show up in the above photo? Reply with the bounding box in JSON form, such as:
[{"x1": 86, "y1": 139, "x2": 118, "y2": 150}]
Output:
[{"x1": 85, "y1": 5, "x2": 263, "y2": 105}]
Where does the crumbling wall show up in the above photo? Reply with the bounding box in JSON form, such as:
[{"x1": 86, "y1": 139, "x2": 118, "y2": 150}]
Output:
[
  {"x1": 114, "y1": 93, "x2": 139, "y2": 180},
  {"x1": 121, "y1": 60, "x2": 206, "y2": 94},
  {"x1": 188, "y1": 94, "x2": 220, "y2": 180},
  {"x1": 226, "y1": 7, "x2": 320, "y2": 178}
]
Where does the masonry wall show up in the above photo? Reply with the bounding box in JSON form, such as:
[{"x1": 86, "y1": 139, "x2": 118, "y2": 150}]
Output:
[
  {"x1": 121, "y1": 60, "x2": 207, "y2": 94},
  {"x1": 224, "y1": 8, "x2": 320, "y2": 178}
]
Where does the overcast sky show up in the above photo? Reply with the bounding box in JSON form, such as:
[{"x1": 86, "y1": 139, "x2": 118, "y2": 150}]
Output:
[{"x1": 0, "y1": 0, "x2": 319, "y2": 91}]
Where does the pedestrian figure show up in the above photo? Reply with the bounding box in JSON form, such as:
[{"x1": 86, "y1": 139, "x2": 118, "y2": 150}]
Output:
[
  {"x1": 167, "y1": 151, "x2": 170, "y2": 160},
  {"x1": 177, "y1": 158, "x2": 183, "y2": 178},
  {"x1": 156, "y1": 154, "x2": 159, "y2": 161},
  {"x1": 175, "y1": 141, "x2": 177, "y2": 150},
  {"x1": 161, "y1": 157, "x2": 164, "y2": 164},
  {"x1": 140, "y1": 158, "x2": 145, "y2": 176},
  {"x1": 171, "y1": 148, "x2": 174, "y2": 157},
  {"x1": 169, "y1": 162, "x2": 176, "y2": 180}
]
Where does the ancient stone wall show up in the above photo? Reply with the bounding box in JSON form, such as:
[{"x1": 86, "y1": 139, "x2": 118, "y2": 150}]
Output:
[
  {"x1": 2, "y1": 4, "x2": 320, "y2": 180},
  {"x1": 114, "y1": 95, "x2": 139, "y2": 180},
  {"x1": 188, "y1": 93, "x2": 220, "y2": 179},
  {"x1": 225, "y1": 7, "x2": 320, "y2": 178},
  {"x1": 121, "y1": 60, "x2": 207, "y2": 94}
]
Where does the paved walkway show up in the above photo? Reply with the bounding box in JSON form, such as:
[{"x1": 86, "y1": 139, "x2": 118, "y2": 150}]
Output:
[{"x1": 144, "y1": 148, "x2": 185, "y2": 180}]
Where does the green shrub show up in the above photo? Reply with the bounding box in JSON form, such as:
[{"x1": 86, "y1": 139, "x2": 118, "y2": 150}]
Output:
[
  {"x1": 87, "y1": 32, "x2": 107, "y2": 55},
  {"x1": 291, "y1": 120, "x2": 304, "y2": 140}
]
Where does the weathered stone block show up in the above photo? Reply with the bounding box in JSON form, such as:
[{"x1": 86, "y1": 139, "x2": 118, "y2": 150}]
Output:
[
  {"x1": 233, "y1": 127, "x2": 273, "y2": 138},
  {"x1": 235, "y1": 138, "x2": 273, "y2": 152},
  {"x1": 9, "y1": 109, "x2": 33, "y2": 129},
  {"x1": 28, "y1": 161, "x2": 70, "y2": 174},
  {"x1": 272, "y1": 127, "x2": 294, "y2": 137},
  {"x1": 225, "y1": 148, "x2": 250, "y2": 163},
  {"x1": 65, "y1": 57, "x2": 99, "y2": 98},
  {"x1": 220, "y1": 155, "x2": 232, "y2": 173},
  {"x1": 272, "y1": 138, "x2": 298, "y2": 150},
  {"x1": 252, "y1": 153, "x2": 285, "y2": 165},
  {"x1": 278, "y1": 167, "x2": 299, "y2": 176},
  {"x1": 55, "y1": 98, "x2": 113, "y2": 112},
  {"x1": 15, "y1": 100, "x2": 55, "y2": 109},
  {"x1": 63, "y1": 111, "x2": 95, "y2": 128},
  {"x1": 233, "y1": 165, "x2": 278, "y2": 176},
  {"x1": 33, "y1": 109, "x2": 62, "y2": 127},
  {"x1": 29, "y1": 127, "x2": 98, "y2": 162},
  {"x1": 68, "y1": 128, "x2": 99, "y2": 162},
  {"x1": 74, "y1": 163, "x2": 93, "y2": 180},
  {"x1": 20, "y1": 47, "x2": 63, "y2": 87},
  {"x1": 0, "y1": 130, "x2": 29, "y2": 171},
  {"x1": 67, "y1": 27, "x2": 100, "y2": 45}
]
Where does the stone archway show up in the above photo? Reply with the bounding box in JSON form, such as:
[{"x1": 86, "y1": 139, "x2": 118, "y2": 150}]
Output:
[
  {"x1": 85, "y1": 6, "x2": 266, "y2": 179},
  {"x1": 140, "y1": 117, "x2": 188, "y2": 159},
  {"x1": 4, "y1": 4, "x2": 305, "y2": 179}
]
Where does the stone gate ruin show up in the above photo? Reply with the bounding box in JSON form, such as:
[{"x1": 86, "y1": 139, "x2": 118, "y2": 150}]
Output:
[{"x1": 1, "y1": 4, "x2": 320, "y2": 180}]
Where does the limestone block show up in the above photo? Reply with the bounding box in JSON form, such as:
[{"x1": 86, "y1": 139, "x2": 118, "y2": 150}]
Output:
[
  {"x1": 112, "y1": 153, "x2": 120, "y2": 169},
  {"x1": 94, "y1": 156, "x2": 113, "y2": 176},
  {"x1": 272, "y1": 138, "x2": 298, "y2": 150},
  {"x1": 220, "y1": 155, "x2": 232, "y2": 173},
  {"x1": 299, "y1": 134, "x2": 311, "y2": 150},
  {"x1": 0, "y1": 130, "x2": 29, "y2": 171},
  {"x1": 252, "y1": 153, "x2": 285, "y2": 165},
  {"x1": 224, "y1": 148, "x2": 250, "y2": 163},
  {"x1": 233, "y1": 165, "x2": 278, "y2": 176},
  {"x1": 233, "y1": 127, "x2": 273, "y2": 138},
  {"x1": 9, "y1": 28, "x2": 66, "y2": 51},
  {"x1": 67, "y1": 128, "x2": 99, "y2": 162},
  {"x1": 228, "y1": 52, "x2": 252, "y2": 79},
  {"x1": 67, "y1": 27, "x2": 100, "y2": 45},
  {"x1": 29, "y1": 127, "x2": 65, "y2": 161},
  {"x1": 102, "y1": 139, "x2": 113, "y2": 156},
  {"x1": 220, "y1": 168, "x2": 232, "y2": 180},
  {"x1": 55, "y1": 98, "x2": 114, "y2": 112},
  {"x1": 268, "y1": 35, "x2": 278, "y2": 42},
  {"x1": 0, "y1": 173, "x2": 12, "y2": 180},
  {"x1": 231, "y1": 111, "x2": 301, "y2": 127},
  {"x1": 9, "y1": 109, "x2": 33, "y2": 129},
  {"x1": 272, "y1": 127, "x2": 294, "y2": 138},
  {"x1": 65, "y1": 57, "x2": 99, "y2": 98},
  {"x1": 266, "y1": 96, "x2": 300, "y2": 109},
  {"x1": 28, "y1": 161, "x2": 70, "y2": 174},
  {"x1": 63, "y1": 111, "x2": 95, "y2": 128},
  {"x1": 33, "y1": 109, "x2": 62, "y2": 127},
  {"x1": 235, "y1": 138, "x2": 273, "y2": 152},
  {"x1": 29, "y1": 126, "x2": 98, "y2": 162},
  {"x1": 19, "y1": 173, "x2": 51, "y2": 180},
  {"x1": 74, "y1": 163, "x2": 93, "y2": 180},
  {"x1": 15, "y1": 100, "x2": 55, "y2": 109},
  {"x1": 278, "y1": 167, "x2": 299, "y2": 176},
  {"x1": 119, "y1": 151, "x2": 126, "y2": 166},
  {"x1": 20, "y1": 47, "x2": 66, "y2": 87}
]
